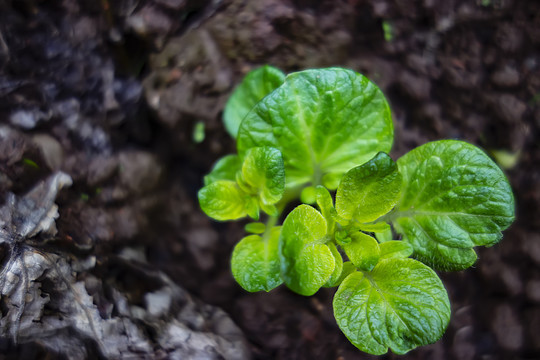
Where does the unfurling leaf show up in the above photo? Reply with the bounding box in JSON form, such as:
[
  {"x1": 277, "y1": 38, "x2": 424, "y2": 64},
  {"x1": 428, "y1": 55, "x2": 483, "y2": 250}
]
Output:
[
  {"x1": 342, "y1": 232, "x2": 380, "y2": 272},
  {"x1": 336, "y1": 152, "x2": 401, "y2": 223},
  {"x1": 241, "y1": 147, "x2": 285, "y2": 205}
]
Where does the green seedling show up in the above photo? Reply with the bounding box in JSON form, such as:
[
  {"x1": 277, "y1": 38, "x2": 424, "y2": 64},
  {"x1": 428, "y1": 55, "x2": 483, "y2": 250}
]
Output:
[
  {"x1": 382, "y1": 20, "x2": 394, "y2": 42},
  {"x1": 192, "y1": 121, "x2": 206, "y2": 143},
  {"x1": 198, "y1": 66, "x2": 515, "y2": 355}
]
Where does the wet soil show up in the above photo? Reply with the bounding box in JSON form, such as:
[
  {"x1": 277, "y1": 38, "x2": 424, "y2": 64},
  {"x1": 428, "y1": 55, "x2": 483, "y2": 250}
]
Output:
[{"x1": 0, "y1": 0, "x2": 539, "y2": 359}]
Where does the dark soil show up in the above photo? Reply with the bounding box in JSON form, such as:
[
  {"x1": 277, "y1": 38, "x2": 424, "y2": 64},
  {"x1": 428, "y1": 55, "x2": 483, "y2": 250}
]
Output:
[{"x1": 0, "y1": 0, "x2": 539, "y2": 359}]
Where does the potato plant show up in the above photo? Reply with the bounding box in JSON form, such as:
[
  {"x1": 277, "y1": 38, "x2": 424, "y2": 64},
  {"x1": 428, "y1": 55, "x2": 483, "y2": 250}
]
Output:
[{"x1": 198, "y1": 66, "x2": 515, "y2": 355}]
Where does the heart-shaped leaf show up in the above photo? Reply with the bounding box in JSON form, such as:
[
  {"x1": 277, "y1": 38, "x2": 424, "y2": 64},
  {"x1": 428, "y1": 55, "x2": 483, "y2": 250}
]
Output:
[{"x1": 333, "y1": 258, "x2": 450, "y2": 355}]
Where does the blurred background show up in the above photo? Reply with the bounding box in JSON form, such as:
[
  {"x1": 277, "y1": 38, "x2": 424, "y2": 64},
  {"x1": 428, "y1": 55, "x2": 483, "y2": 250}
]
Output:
[{"x1": 0, "y1": 0, "x2": 538, "y2": 359}]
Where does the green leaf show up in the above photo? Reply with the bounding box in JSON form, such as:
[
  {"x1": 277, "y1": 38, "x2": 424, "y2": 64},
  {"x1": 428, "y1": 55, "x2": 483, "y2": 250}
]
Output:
[
  {"x1": 245, "y1": 222, "x2": 266, "y2": 234},
  {"x1": 336, "y1": 152, "x2": 401, "y2": 223},
  {"x1": 204, "y1": 155, "x2": 241, "y2": 186},
  {"x1": 242, "y1": 147, "x2": 285, "y2": 205},
  {"x1": 279, "y1": 205, "x2": 335, "y2": 295},
  {"x1": 316, "y1": 186, "x2": 336, "y2": 233},
  {"x1": 327, "y1": 261, "x2": 357, "y2": 287},
  {"x1": 392, "y1": 140, "x2": 515, "y2": 271},
  {"x1": 379, "y1": 241, "x2": 413, "y2": 260},
  {"x1": 193, "y1": 121, "x2": 205, "y2": 143},
  {"x1": 324, "y1": 242, "x2": 344, "y2": 287},
  {"x1": 245, "y1": 196, "x2": 260, "y2": 220},
  {"x1": 333, "y1": 258, "x2": 450, "y2": 355},
  {"x1": 259, "y1": 202, "x2": 278, "y2": 217},
  {"x1": 237, "y1": 68, "x2": 394, "y2": 190},
  {"x1": 300, "y1": 186, "x2": 317, "y2": 204},
  {"x1": 342, "y1": 232, "x2": 380, "y2": 271},
  {"x1": 198, "y1": 181, "x2": 247, "y2": 221},
  {"x1": 322, "y1": 172, "x2": 343, "y2": 190},
  {"x1": 224, "y1": 65, "x2": 285, "y2": 138},
  {"x1": 358, "y1": 221, "x2": 391, "y2": 233},
  {"x1": 231, "y1": 227, "x2": 283, "y2": 292},
  {"x1": 375, "y1": 226, "x2": 393, "y2": 243}
]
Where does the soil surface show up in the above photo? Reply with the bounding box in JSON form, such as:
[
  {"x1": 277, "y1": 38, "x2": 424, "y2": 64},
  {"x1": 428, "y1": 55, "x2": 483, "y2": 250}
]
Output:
[{"x1": 0, "y1": 0, "x2": 539, "y2": 359}]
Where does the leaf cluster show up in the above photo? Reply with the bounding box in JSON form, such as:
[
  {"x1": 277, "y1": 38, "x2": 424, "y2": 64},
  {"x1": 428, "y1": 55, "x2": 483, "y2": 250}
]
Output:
[{"x1": 198, "y1": 66, "x2": 515, "y2": 355}]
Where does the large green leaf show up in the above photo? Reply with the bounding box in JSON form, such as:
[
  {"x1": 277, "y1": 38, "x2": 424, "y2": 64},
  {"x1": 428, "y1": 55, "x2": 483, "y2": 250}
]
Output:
[
  {"x1": 333, "y1": 258, "x2": 450, "y2": 355},
  {"x1": 241, "y1": 147, "x2": 285, "y2": 205},
  {"x1": 231, "y1": 227, "x2": 283, "y2": 292},
  {"x1": 336, "y1": 152, "x2": 401, "y2": 223},
  {"x1": 204, "y1": 155, "x2": 241, "y2": 185},
  {"x1": 198, "y1": 181, "x2": 247, "y2": 221},
  {"x1": 237, "y1": 68, "x2": 394, "y2": 189},
  {"x1": 391, "y1": 140, "x2": 515, "y2": 271},
  {"x1": 224, "y1": 65, "x2": 285, "y2": 138},
  {"x1": 279, "y1": 205, "x2": 335, "y2": 295}
]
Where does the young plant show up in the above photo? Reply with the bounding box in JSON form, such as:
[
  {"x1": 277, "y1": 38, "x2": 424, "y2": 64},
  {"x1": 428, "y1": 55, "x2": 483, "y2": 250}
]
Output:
[{"x1": 198, "y1": 66, "x2": 515, "y2": 355}]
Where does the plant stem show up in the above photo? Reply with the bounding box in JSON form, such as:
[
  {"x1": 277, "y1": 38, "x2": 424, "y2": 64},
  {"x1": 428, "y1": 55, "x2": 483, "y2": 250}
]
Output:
[{"x1": 261, "y1": 215, "x2": 279, "y2": 243}]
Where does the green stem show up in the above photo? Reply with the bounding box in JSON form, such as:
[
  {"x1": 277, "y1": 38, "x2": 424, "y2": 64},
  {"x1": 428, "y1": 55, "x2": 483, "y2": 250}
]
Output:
[
  {"x1": 312, "y1": 164, "x2": 323, "y2": 187},
  {"x1": 261, "y1": 215, "x2": 279, "y2": 243}
]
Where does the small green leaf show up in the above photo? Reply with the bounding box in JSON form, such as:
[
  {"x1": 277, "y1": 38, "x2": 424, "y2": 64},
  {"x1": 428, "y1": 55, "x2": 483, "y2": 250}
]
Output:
[
  {"x1": 242, "y1": 147, "x2": 285, "y2": 205},
  {"x1": 259, "y1": 202, "x2": 278, "y2": 217},
  {"x1": 358, "y1": 221, "x2": 390, "y2": 233},
  {"x1": 279, "y1": 205, "x2": 335, "y2": 296},
  {"x1": 193, "y1": 121, "x2": 205, "y2": 143},
  {"x1": 237, "y1": 68, "x2": 394, "y2": 190},
  {"x1": 245, "y1": 196, "x2": 260, "y2": 220},
  {"x1": 375, "y1": 226, "x2": 393, "y2": 243},
  {"x1": 333, "y1": 258, "x2": 450, "y2": 355},
  {"x1": 300, "y1": 186, "x2": 317, "y2": 204},
  {"x1": 231, "y1": 227, "x2": 283, "y2": 292},
  {"x1": 316, "y1": 186, "x2": 336, "y2": 233},
  {"x1": 324, "y1": 242, "x2": 344, "y2": 287},
  {"x1": 336, "y1": 152, "x2": 401, "y2": 223},
  {"x1": 379, "y1": 241, "x2": 413, "y2": 260},
  {"x1": 392, "y1": 140, "x2": 515, "y2": 271},
  {"x1": 204, "y1": 155, "x2": 241, "y2": 185},
  {"x1": 327, "y1": 261, "x2": 357, "y2": 287},
  {"x1": 342, "y1": 232, "x2": 380, "y2": 271},
  {"x1": 198, "y1": 181, "x2": 247, "y2": 221},
  {"x1": 23, "y1": 158, "x2": 39, "y2": 169},
  {"x1": 322, "y1": 172, "x2": 342, "y2": 190},
  {"x1": 382, "y1": 21, "x2": 394, "y2": 42},
  {"x1": 245, "y1": 222, "x2": 266, "y2": 234},
  {"x1": 490, "y1": 149, "x2": 520, "y2": 170},
  {"x1": 224, "y1": 65, "x2": 285, "y2": 138}
]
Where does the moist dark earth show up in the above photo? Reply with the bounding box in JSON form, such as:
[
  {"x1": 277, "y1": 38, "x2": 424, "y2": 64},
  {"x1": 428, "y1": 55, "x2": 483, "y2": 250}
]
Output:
[{"x1": 0, "y1": 0, "x2": 539, "y2": 359}]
